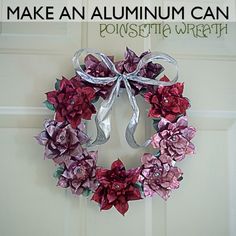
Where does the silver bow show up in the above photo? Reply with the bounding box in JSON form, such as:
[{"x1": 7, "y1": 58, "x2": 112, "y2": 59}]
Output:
[{"x1": 72, "y1": 48, "x2": 178, "y2": 149}]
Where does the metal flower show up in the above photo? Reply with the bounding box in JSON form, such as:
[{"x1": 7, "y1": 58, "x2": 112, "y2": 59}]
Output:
[
  {"x1": 139, "y1": 153, "x2": 183, "y2": 199},
  {"x1": 144, "y1": 77, "x2": 190, "y2": 122},
  {"x1": 91, "y1": 159, "x2": 142, "y2": 215},
  {"x1": 116, "y1": 47, "x2": 164, "y2": 94},
  {"x1": 151, "y1": 116, "x2": 196, "y2": 162},
  {"x1": 116, "y1": 47, "x2": 163, "y2": 77},
  {"x1": 84, "y1": 54, "x2": 114, "y2": 77},
  {"x1": 71, "y1": 75, "x2": 114, "y2": 100},
  {"x1": 35, "y1": 119, "x2": 89, "y2": 164},
  {"x1": 46, "y1": 77, "x2": 96, "y2": 128},
  {"x1": 73, "y1": 48, "x2": 164, "y2": 99},
  {"x1": 72, "y1": 54, "x2": 116, "y2": 100},
  {"x1": 57, "y1": 150, "x2": 98, "y2": 195}
]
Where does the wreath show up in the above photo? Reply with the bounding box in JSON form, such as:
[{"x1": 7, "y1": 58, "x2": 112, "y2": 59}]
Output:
[{"x1": 35, "y1": 48, "x2": 196, "y2": 215}]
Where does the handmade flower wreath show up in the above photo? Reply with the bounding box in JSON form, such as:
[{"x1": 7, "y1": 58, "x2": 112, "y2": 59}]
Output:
[{"x1": 35, "y1": 48, "x2": 196, "y2": 215}]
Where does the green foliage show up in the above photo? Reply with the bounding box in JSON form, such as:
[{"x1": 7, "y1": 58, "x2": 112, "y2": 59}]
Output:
[
  {"x1": 82, "y1": 188, "x2": 92, "y2": 197},
  {"x1": 55, "y1": 79, "x2": 60, "y2": 90},
  {"x1": 135, "y1": 182, "x2": 143, "y2": 193},
  {"x1": 53, "y1": 166, "x2": 64, "y2": 179},
  {"x1": 43, "y1": 100, "x2": 55, "y2": 111},
  {"x1": 91, "y1": 95, "x2": 99, "y2": 104},
  {"x1": 153, "y1": 118, "x2": 161, "y2": 131}
]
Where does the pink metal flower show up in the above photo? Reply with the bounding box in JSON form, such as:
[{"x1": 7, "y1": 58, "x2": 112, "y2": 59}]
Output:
[
  {"x1": 139, "y1": 153, "x2": 183, "y2": 199},
  {"x1": 35, "y1": 119, "x2": 89, "y2": 164},
  {"x1": 151, "y1": 116, "x2": 196, "y2": 162},
  {"x1": 57, "y1": 150, "x2": 98, "y2": 195}
]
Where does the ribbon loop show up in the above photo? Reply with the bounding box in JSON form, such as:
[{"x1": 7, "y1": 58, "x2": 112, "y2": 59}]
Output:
[{"x1": 72, "y1": 48, "x2": 178, "y2": 148}]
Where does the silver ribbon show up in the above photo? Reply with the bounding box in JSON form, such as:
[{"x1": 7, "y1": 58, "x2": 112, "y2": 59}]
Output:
[{"x1": 72, "y1": 48, "x2": 178, "y2": 149}]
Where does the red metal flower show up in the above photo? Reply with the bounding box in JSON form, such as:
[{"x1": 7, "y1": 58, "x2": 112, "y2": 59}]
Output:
[
  {"x1": 144, "y1": 76, "x2": 190, "y2": 122},
  {"x1": 92, "y1": 159, "x2": 142, "y2": 215},
  {"x1": 71, "y1": 75, "x2": 113, "y2": 100},
  {"x1": 46, "y1": 77, "x2": 96, "y2": 128}
]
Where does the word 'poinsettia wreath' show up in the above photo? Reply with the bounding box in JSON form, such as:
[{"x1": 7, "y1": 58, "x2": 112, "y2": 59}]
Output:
[{"x1": 35, "y1": 48, "x2": 196, "y2": 215}]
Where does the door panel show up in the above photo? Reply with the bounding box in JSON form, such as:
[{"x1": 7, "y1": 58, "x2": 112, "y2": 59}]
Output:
[{"x1": 0, "y1": 21, "x2": 235, "y2": 236}]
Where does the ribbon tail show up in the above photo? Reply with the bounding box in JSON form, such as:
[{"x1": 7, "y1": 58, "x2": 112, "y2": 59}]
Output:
[
  {"x1": 87, "y1": 80, "x2": 121, "y2": 147},
  {"x1": 123, "y1": 79, "x2": 151, "y2": 149}
]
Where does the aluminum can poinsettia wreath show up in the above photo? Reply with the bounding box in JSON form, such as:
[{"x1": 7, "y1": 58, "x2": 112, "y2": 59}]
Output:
[{"x1": 35, "y1": 48, "x2": 196, "y2": 215}]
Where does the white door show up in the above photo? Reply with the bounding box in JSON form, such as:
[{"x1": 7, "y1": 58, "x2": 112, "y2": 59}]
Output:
[{"x1": 0, "y1": 21, "x2": 235, "y2": 236}]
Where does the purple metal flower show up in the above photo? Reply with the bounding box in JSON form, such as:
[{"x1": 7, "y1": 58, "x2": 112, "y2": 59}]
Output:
[
  {"x1": 57, "y1": 150, "x2": 98, "y2": 195},
  {"x1": 151, "y1": 116, "x2": 196, "y2": 162},
  {"x1": 115, "y1": 47, "x2": 141, "y2": 74},
  {"x1": 115, "y1": 48, "x2": 164, "y2": 94},
  {"x1": 139, "y1": 153, "x2": 183, "y2": 199},
  {"x1": 84, "y1": 54, "x2": 114, "y2": 77},
  {"x1": 70, "y1": 54, "x2": 115, "y2": 100},
  {"x1": 74, "y1": 48, "x2": 164, "y2": 99},
  {"x1": 35, "y1": 119, "x2": 89, "y2": 164}
]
